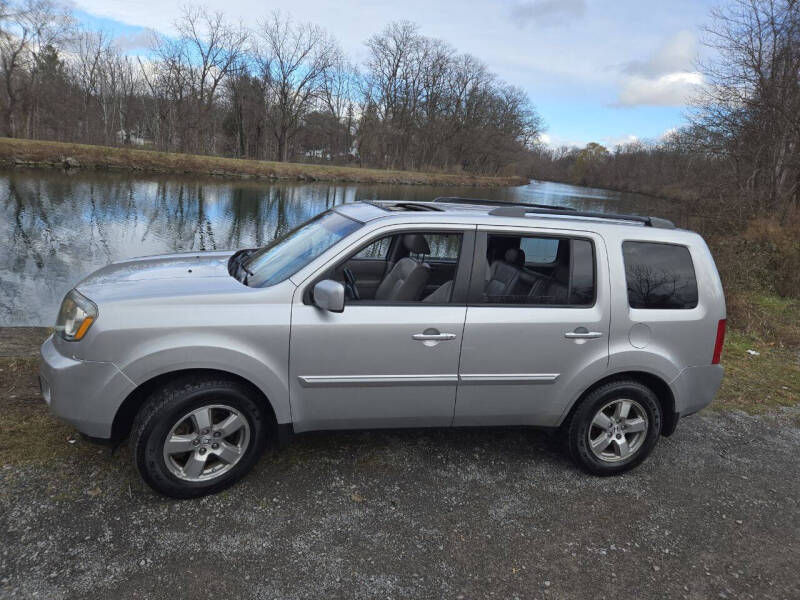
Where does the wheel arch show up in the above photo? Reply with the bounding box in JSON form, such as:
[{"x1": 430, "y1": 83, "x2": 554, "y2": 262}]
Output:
[
  {"x1": 560, "y1": 371, "x2": 678, "y2": 437},
  {"x1": 111, "y1": 368, "x2": 280, "y2": 443}
]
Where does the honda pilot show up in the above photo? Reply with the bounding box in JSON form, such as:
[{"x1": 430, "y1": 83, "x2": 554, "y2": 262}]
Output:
[{"x1": 40, "y1": 198, "x2": 726, "y2": 498}]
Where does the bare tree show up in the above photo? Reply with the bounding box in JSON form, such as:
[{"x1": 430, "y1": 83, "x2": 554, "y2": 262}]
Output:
[
  {"x1": 255, "y1": 13, "x2": 336, "y2": 162},
  {"x1": 0, "y1": 0, "x2": 73, "y2": 136},
  {"x1": 693, "y1": 0, "x2": 800, "y2": 213},
  {"x1": 148, "y1": 6, "x2": 246, "y2": 154},
  {"x1": 71, "y1": 28, "x2": 112, "y2": 141}
]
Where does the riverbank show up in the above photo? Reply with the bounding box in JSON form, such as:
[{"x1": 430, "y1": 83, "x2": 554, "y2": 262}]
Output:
[{"x1": 0, "y1": 138, "x2": 528, "y2": 187}]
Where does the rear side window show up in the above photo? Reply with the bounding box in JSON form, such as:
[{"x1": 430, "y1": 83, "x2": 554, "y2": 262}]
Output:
[
  {"x1": 622, "y1": 241, "x2": 698, "y2": 309},
  {"x1": 479, "y1": 234, "x2": 595, "y2": 306}
]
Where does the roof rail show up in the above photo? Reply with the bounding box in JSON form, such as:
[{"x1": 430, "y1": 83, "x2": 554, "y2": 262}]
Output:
[
  {"x1": 433, "y1": 196, "x2": 577, "y2": 212},
  {"x1": 488, "y1": 204, "x2": 675, "y2": 229},
  {"x1": 431, "y1": 196, "x2": 674, "y2": 229}
]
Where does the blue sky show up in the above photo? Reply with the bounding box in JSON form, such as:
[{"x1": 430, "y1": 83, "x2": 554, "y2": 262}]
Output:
[{"x1": 73, "y1": 0, "x2": 721, "y2": 148}]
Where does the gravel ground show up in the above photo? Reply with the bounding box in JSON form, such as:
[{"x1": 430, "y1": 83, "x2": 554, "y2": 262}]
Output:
[{"x1": 1, "y1": 331, "x2": 799, "y2": 600}]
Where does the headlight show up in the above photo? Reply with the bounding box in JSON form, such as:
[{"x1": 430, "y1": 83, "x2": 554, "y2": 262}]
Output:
[{"x1": 56, "y1": 289, "x2": 98, "y2": 341}]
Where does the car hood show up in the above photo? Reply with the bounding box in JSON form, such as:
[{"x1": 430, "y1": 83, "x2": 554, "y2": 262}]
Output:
[
  {"x1": 74, "y1": 250, "x2": 258, "y2": 304},
  {"x1": 78, "y1": 251, "x2": 235, "y2": 286}
]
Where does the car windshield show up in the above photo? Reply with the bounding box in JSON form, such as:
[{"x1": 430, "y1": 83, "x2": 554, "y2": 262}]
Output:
[{"x1": 243, "y1": 210, "x2": 362, "y2": 287}]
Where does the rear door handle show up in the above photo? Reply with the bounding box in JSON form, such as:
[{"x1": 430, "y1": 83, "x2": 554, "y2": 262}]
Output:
[
  {"x1": 413, "y1": 333, "x2": 457, "y2": 341},
  {"x1": 564, "y1": 327, "x2": 603, "y2": 339}
]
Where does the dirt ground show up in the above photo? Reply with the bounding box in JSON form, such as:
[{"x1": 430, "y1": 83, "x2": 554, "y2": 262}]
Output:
[{"x1": 1, "y1": 328, "x2": 799, "y2": 600}]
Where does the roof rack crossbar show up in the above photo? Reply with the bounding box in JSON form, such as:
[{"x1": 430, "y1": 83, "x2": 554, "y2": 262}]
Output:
[{"x1": 433, "y1": 196, "x2": 577, "y2": 212}]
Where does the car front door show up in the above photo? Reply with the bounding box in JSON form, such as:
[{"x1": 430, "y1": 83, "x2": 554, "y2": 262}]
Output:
[
  {"x1": 454, "y1": 226, "x2": 610, "y2": 427},
  {"x1": 289, "y1": 225, "x2": 475, "y2": 433}
]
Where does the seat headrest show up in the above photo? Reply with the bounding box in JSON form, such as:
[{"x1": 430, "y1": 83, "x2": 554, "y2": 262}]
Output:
[
  {"x1": 504, "y1": 248, "x2": 525, "y2": 267},
  {"x1": 403, "y1": 234, "x2": 431, "y2": 255}
]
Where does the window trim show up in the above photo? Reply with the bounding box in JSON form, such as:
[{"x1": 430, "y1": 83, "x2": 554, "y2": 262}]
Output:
[
  {"x1": 466, "y1": 230, "x2": 598, "y2": 309},
  {"x1": 301, "y1": 226, "x2": 477, "y2": 307},
  {"x1": 621, "y1": 239, "x2": 699, "y2": 310}
]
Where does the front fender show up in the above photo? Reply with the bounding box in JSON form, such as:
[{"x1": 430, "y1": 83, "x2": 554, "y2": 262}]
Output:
[{"x1": 119, "y1": 334, "x2": 291, "y2": 424}]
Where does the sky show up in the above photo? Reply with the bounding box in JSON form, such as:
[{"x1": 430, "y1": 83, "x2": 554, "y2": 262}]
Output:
[{"x1": 72, "y1": 0, "x2": 721, "y2": 149}]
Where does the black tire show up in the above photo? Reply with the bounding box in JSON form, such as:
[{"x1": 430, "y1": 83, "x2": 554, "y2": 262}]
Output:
[
  {"x1": 567, "y1": 379, "x2": 662, "y2": 476},
  {"x1": 131, "y1": 375, "x2": 269, "y2": 498}
]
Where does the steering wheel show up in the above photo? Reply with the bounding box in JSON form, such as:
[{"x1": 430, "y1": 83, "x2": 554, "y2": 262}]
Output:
[{"x1": 343, "y1": 267, "x2": 361, "y2": 300}]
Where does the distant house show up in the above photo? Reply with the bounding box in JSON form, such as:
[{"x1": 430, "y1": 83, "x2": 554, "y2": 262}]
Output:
[{"x1": 116, "y1": 129, "x2": 150, "y2": 147}]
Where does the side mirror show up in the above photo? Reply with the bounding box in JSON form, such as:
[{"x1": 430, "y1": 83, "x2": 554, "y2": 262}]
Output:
[{"x1": 312, "y1": 279, "x2": 345, "y2": 313}]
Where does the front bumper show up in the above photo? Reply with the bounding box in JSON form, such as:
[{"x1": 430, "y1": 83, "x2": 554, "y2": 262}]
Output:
[
  {"x1": 39, "y1": 335, "x2": 136, "y2": 439},
  {"x1": 670, "y1": 364, "x2": 725, "y2": 417}
]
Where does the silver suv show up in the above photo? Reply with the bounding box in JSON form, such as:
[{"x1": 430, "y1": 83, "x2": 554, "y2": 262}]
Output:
[{"x1": 40, "y1": 198, "x2": 726, "y2": 498}]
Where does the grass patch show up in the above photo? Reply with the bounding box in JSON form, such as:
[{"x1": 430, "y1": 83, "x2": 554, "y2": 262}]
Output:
[
  {"x1": 727, "y1": 291, "x2": 800, "y2": 348},
  {"x1": 0, "y1": 137, "x2": 527, "y2": 187},
  {"x1": 715, "y1": 330, "x2": 800, "y2": 413},
  {"x1": 0, "y1": 357, "x2": 85, "y2": 465}
]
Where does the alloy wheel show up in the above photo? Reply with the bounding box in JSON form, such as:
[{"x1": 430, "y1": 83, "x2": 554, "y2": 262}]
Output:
[
  {"x1": 587, "y1": 398, "x2": 649, "y2": 463},
  {"x1": 162, "y1": 404, "x2": 251, "y2": 482}
]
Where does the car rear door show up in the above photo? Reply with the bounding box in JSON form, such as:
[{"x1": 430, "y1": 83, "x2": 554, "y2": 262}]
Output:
[{"x1": 454, "y1": 226, "x2": 611, "y2": 427}]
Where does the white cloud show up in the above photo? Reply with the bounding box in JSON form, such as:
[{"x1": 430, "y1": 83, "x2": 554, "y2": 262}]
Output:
[
  {"x1": 540, "y1": 132, "x2": 640, "y2": 150},
  {"x1": 661, "y1": 127, "x2": 679, "y2": 140},
  {"x1": 622, "y1": 30, "x2": 696, "y2": 77},
  {"x1": 113, "y1": 29, "x2": 155, "y2": 53},
  {"x1": 538, "y1": 133, "x2": 589, "y2": 149},
  {"x1": 510, "y1": 0, "x2": 586, "y2": 27},
  {"x1": 603, "y1": 134, "x2": 639, "y2": 148},
  {"x1": 614, "y1": 30, "x2": 703, "y2": 107},
  {"x1": 617, "y1": 71, "x2": 703, "y2": 106}
]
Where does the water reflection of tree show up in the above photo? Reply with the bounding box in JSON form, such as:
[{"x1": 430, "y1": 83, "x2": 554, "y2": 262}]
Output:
[
  {"x1": 87, "y1": 181, "x2": 113, "y2": 260},
  {"x1": 2, "y1": 168, "x2": 442, "y2": 324},
  {"x1": 8, "y1": 179, "x2": 45, "y2": 269}
]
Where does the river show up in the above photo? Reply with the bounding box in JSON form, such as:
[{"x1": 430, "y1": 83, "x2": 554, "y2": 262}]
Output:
[{"x1": 0, "y1": 167, "x2": 682, "y2": 325}]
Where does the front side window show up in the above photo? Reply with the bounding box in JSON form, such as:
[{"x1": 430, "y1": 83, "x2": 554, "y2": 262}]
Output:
[
  {"x1": 245, "y1": 211, "x2": 361, "y2": 287},
  {"x1": 354, "y1": 237, "x2": 391, "y2": 259},
  {"x1": 478, "y1": 234, "x2": 595, "y2": 306},
  {"x1": 323, "y1": 231, "x2": 464, "y2": 303},
  {"x1": 622, "y1": 241, "x2": 698, "y2": 309},
  {"x1": 417, "y1": 234, "x2": 461, "y2": 261}
]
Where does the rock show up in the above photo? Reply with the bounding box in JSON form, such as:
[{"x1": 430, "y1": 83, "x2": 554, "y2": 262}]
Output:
[{"x1": 64, "y1": 157, "x2": 81, "y2": 168}]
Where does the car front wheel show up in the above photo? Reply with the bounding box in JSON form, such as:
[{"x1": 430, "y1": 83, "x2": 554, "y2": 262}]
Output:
[
  {"x1": 131, "y1": 376, "x2": 268, "y2": 498},
  {"x1": 567, "y1": 379, "x2": 662, "y2": 475}
]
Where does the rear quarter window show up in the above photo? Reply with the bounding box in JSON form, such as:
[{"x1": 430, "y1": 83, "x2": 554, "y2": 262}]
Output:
[{"x1": 622, "y1": 241, "x2": 698, "y2": 309}]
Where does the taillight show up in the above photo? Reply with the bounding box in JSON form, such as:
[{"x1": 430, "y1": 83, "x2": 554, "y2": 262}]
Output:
[{"x1": 712, "y1": 319, "x2": 726, "y2": 364}]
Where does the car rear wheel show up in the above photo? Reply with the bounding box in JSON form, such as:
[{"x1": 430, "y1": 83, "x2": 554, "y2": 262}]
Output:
[
  {"x1": 131, "y1": 376, "x2": 268, "y2": 498},
  {"x1": 567, "y1": 379, "x2": 662, "y2": 475}
]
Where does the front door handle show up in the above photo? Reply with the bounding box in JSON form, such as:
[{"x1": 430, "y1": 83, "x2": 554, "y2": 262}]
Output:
[
  {"x1": 564, "y1": 327, "x2": 603, "y2": 339},
  {"x1": 412, "y1": 332, "x2": 457, "y2": 341}
]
